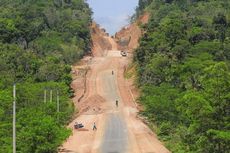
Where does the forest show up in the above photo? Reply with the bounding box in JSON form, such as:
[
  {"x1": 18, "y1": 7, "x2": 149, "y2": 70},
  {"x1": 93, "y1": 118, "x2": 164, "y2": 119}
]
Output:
[
  {"x1": 0, "y1": 0, "x2": 92, "y2": 152},
  {"x1": 135, "y1": 0, "x2": 230, "y2": 152}
]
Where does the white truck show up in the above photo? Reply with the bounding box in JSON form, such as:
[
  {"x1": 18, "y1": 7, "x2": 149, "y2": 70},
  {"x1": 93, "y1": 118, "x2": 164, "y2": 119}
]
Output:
[{"x1": 120, "y1": 50, "x2": 127, "y2": 57}]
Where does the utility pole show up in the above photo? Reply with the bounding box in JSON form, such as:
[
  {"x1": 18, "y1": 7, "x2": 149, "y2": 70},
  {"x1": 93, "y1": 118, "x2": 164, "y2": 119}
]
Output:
[
  {"x1": 57, "y1": 90, "x2": 60, "y2": 121},
  {"x1": 44, "y1": 89, "x2": 47, "y2": 103},
  {"x1": 13, "y1": 84, "x2": 16, "y2": 153},
  {"x1": 50, "y1": 90, "x2": 52, "y2": 102}
]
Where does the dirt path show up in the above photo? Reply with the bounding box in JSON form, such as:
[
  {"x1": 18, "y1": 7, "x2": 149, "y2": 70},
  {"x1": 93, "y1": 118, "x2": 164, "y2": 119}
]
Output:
[
  {"x1": 107, "y1": 36, "x2": 117, "y2": 50},
  {"x1": 60, "y1": 38, "x2": 170, "y2": 153}
]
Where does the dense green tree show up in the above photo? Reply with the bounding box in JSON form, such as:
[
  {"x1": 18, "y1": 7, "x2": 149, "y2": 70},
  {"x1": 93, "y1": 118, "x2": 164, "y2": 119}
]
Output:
[
  {"x1": 213, "y1": 13, "x2": 228, "y2": 43},
  {"x1": 0, "y1": 0, "x2": 92, "y2": 152},
  {"x1": 135, "y1": 0, "x2": 230, "y2": 152}
]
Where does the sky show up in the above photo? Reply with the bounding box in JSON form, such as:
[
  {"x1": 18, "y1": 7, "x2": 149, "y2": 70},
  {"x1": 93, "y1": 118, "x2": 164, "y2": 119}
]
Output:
[{"x1": 87, "y1": 0, "x2": 139, "y2": 35}]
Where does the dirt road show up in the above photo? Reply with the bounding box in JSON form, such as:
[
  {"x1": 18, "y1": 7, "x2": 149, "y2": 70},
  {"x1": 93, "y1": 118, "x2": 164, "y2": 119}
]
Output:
[{"x1": 60, "y1": 38, "x2": 170, "y2": 153}]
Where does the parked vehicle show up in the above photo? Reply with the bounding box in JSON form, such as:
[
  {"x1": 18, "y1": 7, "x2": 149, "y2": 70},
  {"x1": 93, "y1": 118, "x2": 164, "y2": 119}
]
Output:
[
  {"x1": 121, "y1": 50, "x2": 127, "y2": 57},
  {"x1": 74, "y1": 122, "x2": 84, "y2": 129}
]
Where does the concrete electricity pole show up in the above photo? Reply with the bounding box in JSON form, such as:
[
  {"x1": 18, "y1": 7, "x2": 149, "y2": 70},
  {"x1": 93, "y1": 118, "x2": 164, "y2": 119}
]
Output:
[
  {"x1": 57, "y1": 90, "x2": 60, "y2": 121},
  {"x1": 13, "y1": 84, "x2": 16, "y2": 153},
  {"x1": 44, "y1": 89, "x2": 47, "y2": 103},
  {"x1": 50, "y1": 90, "x2": 52, "y2": 102}
]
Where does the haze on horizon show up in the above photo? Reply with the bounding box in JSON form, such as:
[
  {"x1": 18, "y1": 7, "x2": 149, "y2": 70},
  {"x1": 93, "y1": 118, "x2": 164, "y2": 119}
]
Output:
[{"x1": 87, "y1": 0, "x2": 139, "y2": 35}]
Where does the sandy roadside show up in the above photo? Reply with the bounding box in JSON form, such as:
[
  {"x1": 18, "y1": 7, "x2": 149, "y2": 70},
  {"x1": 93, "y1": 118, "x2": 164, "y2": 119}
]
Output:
[{"x1": 59, "y1": 36, "x2": 170, "y2": 153}]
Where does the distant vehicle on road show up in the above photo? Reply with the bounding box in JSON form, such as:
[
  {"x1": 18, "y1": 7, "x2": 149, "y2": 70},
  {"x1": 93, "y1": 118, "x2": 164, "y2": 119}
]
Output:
[
  {"x1": 120, "y1": 50, "x2": 127, "y2": 57},
  {"x1": 74, "y1": 122, "x2": 84, "y2": 129}
]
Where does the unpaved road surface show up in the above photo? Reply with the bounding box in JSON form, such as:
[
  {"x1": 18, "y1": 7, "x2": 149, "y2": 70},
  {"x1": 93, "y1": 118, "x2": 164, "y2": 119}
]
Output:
[{"x1": 60, "y1": 39, "x2": 170, "y2": 153}]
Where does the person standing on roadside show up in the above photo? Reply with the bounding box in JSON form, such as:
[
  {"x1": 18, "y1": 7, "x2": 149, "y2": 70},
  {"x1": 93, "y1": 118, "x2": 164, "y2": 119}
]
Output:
[
  {"x1": 116, "y1": 100, "x2": 118, "y2": 107},
  {"x1": 93, "y1": 122, "x2": 97, "y2": 131}
]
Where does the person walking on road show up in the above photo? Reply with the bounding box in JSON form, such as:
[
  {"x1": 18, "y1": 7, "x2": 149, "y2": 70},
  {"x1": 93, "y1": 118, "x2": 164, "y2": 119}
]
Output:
[
  {"x1": 116, "y1": 100, "x2": 118, "y2": 107},
  {"x1": 93, "y1": 122, "x2": 97, "y2": 131},
  {"x1": 112, "y1": 70, "x2": 114, "y2": 75}
]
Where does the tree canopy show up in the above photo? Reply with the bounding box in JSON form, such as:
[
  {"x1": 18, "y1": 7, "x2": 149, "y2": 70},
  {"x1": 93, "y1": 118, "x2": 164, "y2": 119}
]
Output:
[
  {"x1": 0, "y1": 0, "x2": 92, "y2": 152},
  {"x1": 135, "y1": 0, "x2": 230, "y2": 152}
]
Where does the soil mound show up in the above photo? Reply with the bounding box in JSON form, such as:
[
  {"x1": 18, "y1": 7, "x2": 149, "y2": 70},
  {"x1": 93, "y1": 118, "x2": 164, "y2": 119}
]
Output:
[
  {"x1": 79, "y1": 94, "x2": 106, "y2": 115},
  {"x1": 114, "y1": 13, "x2": 149, "y2": 52},
  {"x1": 91, "y1": 22, "x2": 113, "y2": 56}
]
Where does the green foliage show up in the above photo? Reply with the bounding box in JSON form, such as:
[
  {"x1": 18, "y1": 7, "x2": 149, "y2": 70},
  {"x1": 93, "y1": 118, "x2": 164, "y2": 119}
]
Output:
[
  {"x1": 0, "y1": 0, "x2": 91, "y2": 152},
  {"x1": 135, "y1": 0, "x2": 230, "y2": 152},
  {"x1": 17, "y1": 109, "x2": 71, "y2": 153},
  {"x1": 136, "y1": 0, "x2": 154, "y2": 16}
]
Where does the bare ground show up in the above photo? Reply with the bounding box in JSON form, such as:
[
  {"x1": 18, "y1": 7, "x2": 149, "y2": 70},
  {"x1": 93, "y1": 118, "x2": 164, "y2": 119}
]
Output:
[{"x1": 60, "y1": 20, "x2": 170, "y2": 153}]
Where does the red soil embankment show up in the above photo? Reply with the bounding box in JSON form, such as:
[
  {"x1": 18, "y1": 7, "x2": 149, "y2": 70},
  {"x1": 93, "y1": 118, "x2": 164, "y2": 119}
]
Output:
[
  {"x1": 114, "y1": 13, "x2": 149, "y2": 52},
  {"x1": 91, "y1": 22, "x2": 113, "y2": 56}
]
